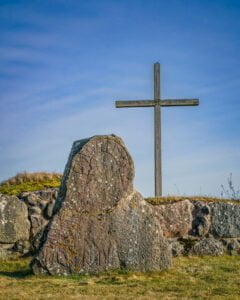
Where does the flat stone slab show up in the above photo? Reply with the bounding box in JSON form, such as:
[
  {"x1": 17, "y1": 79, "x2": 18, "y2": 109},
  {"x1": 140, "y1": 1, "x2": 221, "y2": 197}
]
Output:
[{"x1": 32, "y1": 135, "x2": 171, "y2": 275}]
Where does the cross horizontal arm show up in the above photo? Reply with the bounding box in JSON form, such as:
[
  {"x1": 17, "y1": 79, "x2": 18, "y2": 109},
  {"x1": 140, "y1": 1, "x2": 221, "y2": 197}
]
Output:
[
  {"x1": 160, "y1": 99, "x2": 199, "y2": 107},
  {"x1": 115, "y1": 99, "x2": 199, "y2": 108},
  {"x1": 116, "y1": 100, "x2": 155, "y2": 108}
]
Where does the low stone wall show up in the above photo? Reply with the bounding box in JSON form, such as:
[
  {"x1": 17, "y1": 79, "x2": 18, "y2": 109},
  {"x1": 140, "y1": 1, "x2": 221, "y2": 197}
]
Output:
[
  {"x1": 1, "y1": 190, "x2": 240, "y2": 259},
  {"x1": 155, "y1": 199, "x2": 240, "y2": 256},
  {"x1": 0, "y1": 189, "x2": 57, "y2": 259},
  {"x1": 0, "y1": 194, "x2": 30, "y2": 259}
]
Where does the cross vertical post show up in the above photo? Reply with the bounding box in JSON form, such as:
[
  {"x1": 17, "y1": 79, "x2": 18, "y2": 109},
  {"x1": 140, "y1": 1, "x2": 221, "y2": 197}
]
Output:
[
  {"x1": 115, "y1": 63, "x2": 199, "y2": 197},
  {"x1": 154, "y1": 63, "x2": 162, "y2": 197}
]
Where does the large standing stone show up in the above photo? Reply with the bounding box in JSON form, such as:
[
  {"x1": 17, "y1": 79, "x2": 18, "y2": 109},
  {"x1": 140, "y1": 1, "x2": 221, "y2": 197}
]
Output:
[
  {"x1": 0, "y1": 194, "x2": 30, "y2": 243},
  {"x1": 32, "y1": 135, "x2": 171, "y2": 275}
]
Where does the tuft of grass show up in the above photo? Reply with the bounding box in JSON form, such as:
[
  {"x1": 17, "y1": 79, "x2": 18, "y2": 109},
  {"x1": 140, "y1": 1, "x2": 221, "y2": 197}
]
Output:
[
  {"x1": 0, "y1": 257, "x2": 32, "y2": 278},
  {"x1": 146, "y1": 195, "x2": 240, "y2": 205},
  {"x1": 0, "y1": 172, "x2": 62, "y2": 196},
  {"x1": 1, "y1": 256, "x2": 240, "y2": 299}
]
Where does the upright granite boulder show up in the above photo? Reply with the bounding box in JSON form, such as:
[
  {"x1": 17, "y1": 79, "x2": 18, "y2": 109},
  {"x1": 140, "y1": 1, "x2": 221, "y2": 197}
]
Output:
[
  {"x1": 32, "y1": 135, "x2": 171, "y2": 275},
  {"x1": 0, "y1": 194, "x2": 30, "y2": 257}
]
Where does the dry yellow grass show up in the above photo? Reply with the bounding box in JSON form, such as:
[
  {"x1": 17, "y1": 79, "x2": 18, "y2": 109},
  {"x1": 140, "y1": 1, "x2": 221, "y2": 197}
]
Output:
[
  {"x1": 0, "y1": 171, "x2": 62, "y2": 186},
  {"x1": 1, "y1": 256, "x2": 240, "y2": 299},
  {"x1": 0, "y1": 172, "x2": 62, "y2": 195},
  {"x1": 146, "y1": 195, "x2": 240, "y2": 205}
]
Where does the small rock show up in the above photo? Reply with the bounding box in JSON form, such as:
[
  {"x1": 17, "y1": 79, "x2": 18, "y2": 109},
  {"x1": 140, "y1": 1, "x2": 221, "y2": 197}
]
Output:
[
  {"x1": 30, "y1": 214, "x2": 48, "y2": 237},
  {"x1": 227, "y1": 239, "x2": 240, "y2": 255},
  {"x1": 39, "y1": 189, "x2": 58, "y2": 201},
  {"x1": 39, "y1": 200, "x2": 49, "y2": 210},
  {"x1": 168, "y1": 239, "x2": 185, "y2": 256},
  {"x1": 192, "y1": 202, "x2": 211, "y2": 237},
  {"x1": 22, "y1": 194, "x2": 40, "y2": 206},
  {"x1": 28, "y1": 206, "x2": 42, "y2": 215},
  {"x1": 0, "y1": 248, "x2": 11, "y2": 260},
  {"x1": 189, "y1": 238, "x2": 224, "y2": 256},
  {"x1": 0, "y1": 243, "x2": 14, "y2": 250},
  {"x1": 45, "y1": 200, "x2": 56, "y2": 218},
  {"x1": 14, "y1": 240, "x2": 31, "y2": 254}
]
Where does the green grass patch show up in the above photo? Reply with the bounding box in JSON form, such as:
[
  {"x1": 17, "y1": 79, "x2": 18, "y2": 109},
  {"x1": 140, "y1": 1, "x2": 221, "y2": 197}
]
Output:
[
  {"x1": 0, "y1": 172, "x2": 62, "y2": 195},
  {"x1": 146, "y1": 195, "x2": 240, "y2": 205},
  {"x1": 0, "y1": 180, "x2": 61, "y2": 196},
  {"x1": 1, "y1": 256, "x2": 240, "y2": 299}
]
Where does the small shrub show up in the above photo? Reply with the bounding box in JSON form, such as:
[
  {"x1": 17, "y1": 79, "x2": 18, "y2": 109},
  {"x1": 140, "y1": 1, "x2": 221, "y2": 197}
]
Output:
[
  {"x1": 221, "y1": 173, "x2": 240, "y2": 200},
  {"x1": 145, "y1": 195, "x2": 237, "y2": 205}
]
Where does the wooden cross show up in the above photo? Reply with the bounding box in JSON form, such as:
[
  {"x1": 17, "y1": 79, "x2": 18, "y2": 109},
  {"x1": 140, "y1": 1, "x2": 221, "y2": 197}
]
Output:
[{"x1": 115, "y1": 62, "x2": 199, "y2": 197}]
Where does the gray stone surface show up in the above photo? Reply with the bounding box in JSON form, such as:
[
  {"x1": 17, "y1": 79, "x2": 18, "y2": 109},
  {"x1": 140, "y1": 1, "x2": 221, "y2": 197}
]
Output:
[
  {"x1": 189, "y1": 238, "x2": 224, "y2": 256},
  {"x1": 0, "y1": 194, "x2": 30, "y2": 243},
  {"x1": 168, "y1": 239, "x2": 185, "y2": 257},
  {"x1": 29, "y1": 214, "x2": 48, "y2": 249},
  {"x1": 14, "y1": 240, "x2": 31, "y2": 254},
  {"x1": 209, "y1": 202, "x2": 240, "y2": 238},
  {"x1": 191, "y1": 202, "x2": 211, "y2": 237},
  {"x1": 20, "y1": 188, "x2": 58, "y2": 251},
  {"x1": 46, "y1": 200, "x2": 56, "y2": 218},
  {"x1": 112, "y1": 191, "x2": 171, "y2": 271},
  {"x1": 32, "y1": 135, "x2": 171, "y2": 275},
  {"x1": 154, "y1": 200, "x2": 194, "y2": 238},
  {"x1": 0, "y1": 243, "x2": 15, "y2": 260},
  {"x1": 0, "y1": 248, "x2": 11, "y2": 260},
  {"x1": 20, "y1": 188, "x2": 58, "y2": 214},
  {"x1": 221, "y1": 238, "x2": 240, "y2": 255}
]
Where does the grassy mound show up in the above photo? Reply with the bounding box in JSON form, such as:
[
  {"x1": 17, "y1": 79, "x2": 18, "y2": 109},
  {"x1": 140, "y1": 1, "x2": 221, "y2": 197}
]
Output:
[
  {"x1": 0, "y1": 172, "x2": 62, "y2": 196},
  {"x1": 146, "y1": 195, "x2": 239, "y2": 205},
  {"x1": 1, "y1": 256, "x2": 240, "y2": 299},
  {"x1": 1, "y1": 172, "x2": 238, "y2": 205}
]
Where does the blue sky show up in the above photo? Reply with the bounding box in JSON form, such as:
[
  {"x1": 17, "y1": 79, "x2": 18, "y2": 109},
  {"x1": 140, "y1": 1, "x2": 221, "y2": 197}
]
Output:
[{"x1": 1, "y1": 0, "x2": 240, "y2": 197}]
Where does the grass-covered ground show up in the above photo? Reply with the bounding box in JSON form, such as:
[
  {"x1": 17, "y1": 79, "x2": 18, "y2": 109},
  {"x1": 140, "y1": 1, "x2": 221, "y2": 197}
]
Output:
[
  {"x1": 146, "y1": 195, "x2": 240, "y2": 205},
  {"x1": 1, "y1": 172, "x2": 239, "y2": 205},
  {"x1": 0, "y1": 256, "x2": 240, "y2": 299},
  {"x1": 0, "y1": 172, "x2": 62, "y2": 195},
  {"x1": 0, "y1": 172, "x2": 236, "y2": 206}
]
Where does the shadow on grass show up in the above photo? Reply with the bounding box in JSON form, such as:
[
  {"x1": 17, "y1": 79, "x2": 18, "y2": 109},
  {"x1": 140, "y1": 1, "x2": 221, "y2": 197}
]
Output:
[{"x1": 0, "y1": 269, "x2": 33, "y2": 279}]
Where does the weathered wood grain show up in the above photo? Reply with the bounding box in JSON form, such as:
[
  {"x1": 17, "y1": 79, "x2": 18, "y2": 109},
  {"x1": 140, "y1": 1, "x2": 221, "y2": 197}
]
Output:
[
  {"x1": 116, "y1": 100, "x2": 155, "y2": 107},
  {"x1": 160, "y1": 99, "x2": 199, "y2": 106},
  {"x1": 115, "y1": 99, "x2": 199, "y2": 108},
  {"x1": 154, "y1": 63, "x2": 162, "y2": 197}
]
